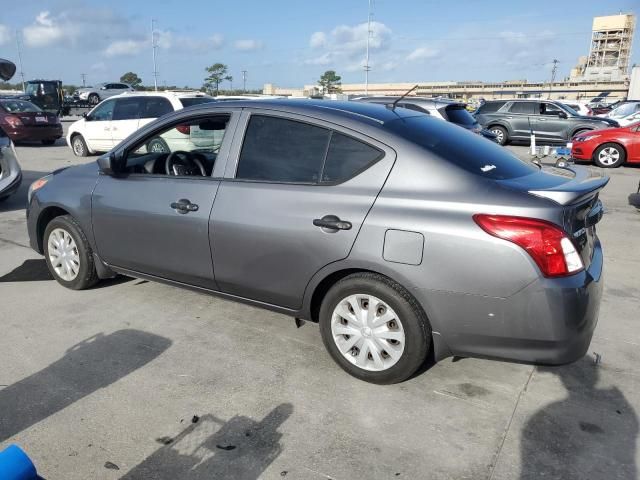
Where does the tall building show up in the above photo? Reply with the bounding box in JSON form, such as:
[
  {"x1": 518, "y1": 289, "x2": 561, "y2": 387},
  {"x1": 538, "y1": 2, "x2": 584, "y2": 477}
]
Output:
[{"x1": 571, "y1": 13, "x2": 636, "y2": 82}]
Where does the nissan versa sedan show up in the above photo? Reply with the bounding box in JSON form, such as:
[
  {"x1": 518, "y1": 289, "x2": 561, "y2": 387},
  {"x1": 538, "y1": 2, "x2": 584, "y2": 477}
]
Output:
[{"x1": 26, "y1": 100, "x2": 607, "y2": 384}]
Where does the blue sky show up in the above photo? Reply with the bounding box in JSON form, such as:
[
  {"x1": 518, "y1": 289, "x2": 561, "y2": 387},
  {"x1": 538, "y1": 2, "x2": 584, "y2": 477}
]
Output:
[{"x1": 0, "y1": 0, "x2": 638, "y2": 89}]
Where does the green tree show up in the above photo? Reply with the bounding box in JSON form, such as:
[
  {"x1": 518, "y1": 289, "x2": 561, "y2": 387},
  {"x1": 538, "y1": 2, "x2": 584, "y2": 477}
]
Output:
[
  {"x1": 204, "y1": 63, "x2": 232, "y2": 96},
  {"x1": 318, "y1": 70, "x2": 342, "y2": 94},
  {"x1": 120, "y1": 72, "x2": 143, "y2": 88}
]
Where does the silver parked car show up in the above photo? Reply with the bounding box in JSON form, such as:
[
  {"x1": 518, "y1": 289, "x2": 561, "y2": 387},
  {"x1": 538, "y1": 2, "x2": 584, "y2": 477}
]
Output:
[
  {"x1": 74, "y1": 82, "x2": 135, "y2": 105},
  {"x1": 26, "y1": 100, "x2": 606, "y2": 383}
]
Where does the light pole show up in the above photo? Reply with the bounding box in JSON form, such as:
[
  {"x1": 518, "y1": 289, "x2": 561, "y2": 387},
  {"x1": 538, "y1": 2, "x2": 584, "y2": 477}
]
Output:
[
  {"x1": 14, "y1": 30, "x2": 26, "y2": 92},
  {"x1": 242, "y1": 70, "x2": 247, "y2": 93},
  {"x1": 151, "y1": 19, "x2": 159, "y2": 91},
  {"x1": 364, "y1": 0, "x2": 373, "y2": 95}
]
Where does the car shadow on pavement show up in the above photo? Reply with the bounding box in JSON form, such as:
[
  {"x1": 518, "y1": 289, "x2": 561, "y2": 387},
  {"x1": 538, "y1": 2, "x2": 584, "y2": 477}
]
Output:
[
  {"x1": 0, "y1": 330, "x2": 172, "y2": 443},
  {"x1": 0, "y1": 258, "x2": 131, "y2": 288},
  {"x1": 121, "y1": 403, "x2": 293, "y2": 480},
  {"x1": 519, "y1": 357, "x2": 638, "y2": 479},
  {"x1": 0, "y1": 170, "x2": 49, "y2": 213}
]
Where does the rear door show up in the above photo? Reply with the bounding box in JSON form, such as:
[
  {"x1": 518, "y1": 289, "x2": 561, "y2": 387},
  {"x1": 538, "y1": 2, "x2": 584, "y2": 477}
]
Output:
[
  {"x1": 111, "y1": 97, "x2": 144, "y2": 146},
  {"x1": 505, "y1": 101, "x2": 536, "y2": 139},
  {"x1": 210, "y1": 111, "x2": 395, "y2": 309}
]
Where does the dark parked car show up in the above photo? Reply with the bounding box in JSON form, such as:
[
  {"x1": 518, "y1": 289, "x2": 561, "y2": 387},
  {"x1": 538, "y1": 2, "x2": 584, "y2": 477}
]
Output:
[
  {"x1": 24, "y1": 80, "x2": 65, "y2": 116},
  {"x1": 0, "y1": 98, "x2": 63, "y2": 145},
  {"x1": 475, "y1": 99, "x2": 618, "y2": 145},
  {"x1": 27, "y1": 100, "x2": 607, "y2": 384},
  {"x1": 0, "y1": 58, "x2": 22, "y2": 202},
  {"x1": 354, "y1": 96, "x2": 498, "y2": 141}
]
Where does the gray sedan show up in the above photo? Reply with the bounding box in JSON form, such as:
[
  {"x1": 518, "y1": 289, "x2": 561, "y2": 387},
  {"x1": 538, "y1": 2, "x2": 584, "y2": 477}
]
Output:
[{"x1": 26, "y1": 100, "x2": 607, "y2": 383}]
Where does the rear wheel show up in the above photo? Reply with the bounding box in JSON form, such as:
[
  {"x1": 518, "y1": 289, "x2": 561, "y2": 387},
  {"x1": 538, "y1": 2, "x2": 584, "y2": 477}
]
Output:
[
  {"x1": 593, "y1": 143, "x2": 625, "y2": 168},
  {"x1": 44, "y1": 215, "x2": 98, "y2": 290},
  {"x1": 71, "y1": 135, "x2": 89, "y2": 157},
  {"x1": 319, "y1": 272, "x2": 431, "y2": 384},
  {"x1": 489, "y1": 126, "x2": 508, "y2": 145},
  {"x1": 147, "y1": 137, "x2": 170, "y2": 153},
  {"x1": 88, "y1": 93, "x2": 100, "y2": 105}
]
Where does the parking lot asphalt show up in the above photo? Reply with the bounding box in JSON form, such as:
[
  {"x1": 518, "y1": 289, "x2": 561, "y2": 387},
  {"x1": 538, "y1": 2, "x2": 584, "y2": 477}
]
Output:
[{"x1": 1, "y1": 121, "x2": 639, "y2": 479}]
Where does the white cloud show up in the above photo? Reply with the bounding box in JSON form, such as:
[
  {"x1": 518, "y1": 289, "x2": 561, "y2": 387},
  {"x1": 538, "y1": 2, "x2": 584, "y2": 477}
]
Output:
[
  {"x1": 90, "y1": 62, "x2": 107, "y2": 71},
  {"x1": 304, "y1": 21, "x2": 392, "y2": 68},
  {"x1": 234, "y1": 39, "x2": 263, "y2": 51},
  {"x1": 0, "y1": 24, "x2": 10, "y2": 46},
  {"x1": 23, "y1": 11, "x2": 68, "y2": 47},
  {"x1": 104, "y1": 40, "x2": 146, "y2": 58},
  {"x1": 406, "y1": 46, "x2": 439, "y2": 61},
  {"x1": 309, "y1": 31, "x2": 326, "y2": 48}
]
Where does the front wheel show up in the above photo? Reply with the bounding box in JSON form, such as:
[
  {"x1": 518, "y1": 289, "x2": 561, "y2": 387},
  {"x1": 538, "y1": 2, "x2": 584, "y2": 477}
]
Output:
[
  {"x1": 319, "y1": 273, "x2": 431, "y2": 384},
  {"x1": 44, "y1": 215, "x2": 99, "y2": 290},
  {"x1": 593, "y1": 143, "x2": 625, "y2": 168},
  {"x1": 71, "y1": 135, "x2": 89, "y2": 157},
  {"x1": 489, "y1": 126, "x2": 508, "y2": 145}
]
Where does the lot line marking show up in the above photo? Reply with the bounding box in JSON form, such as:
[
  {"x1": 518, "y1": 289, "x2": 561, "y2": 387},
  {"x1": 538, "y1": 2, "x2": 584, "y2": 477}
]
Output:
[{"x1": 488, "y1": 366, "x2": 535, "y2": 480}]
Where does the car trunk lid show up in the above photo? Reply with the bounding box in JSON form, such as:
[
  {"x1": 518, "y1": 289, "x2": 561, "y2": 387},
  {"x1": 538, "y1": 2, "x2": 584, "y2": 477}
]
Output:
[
  {"x1": 499, "y1": 165, "x2": 609, "y2": 268},
  {"x1": 14, "y1": 112, "x2": 58, "y2": 126}
]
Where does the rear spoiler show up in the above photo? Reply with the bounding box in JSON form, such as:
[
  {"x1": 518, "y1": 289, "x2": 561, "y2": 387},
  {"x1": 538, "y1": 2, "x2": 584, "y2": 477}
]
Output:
[{"x1": 528, "y1": 166, "x2": 609, "y2": 205}]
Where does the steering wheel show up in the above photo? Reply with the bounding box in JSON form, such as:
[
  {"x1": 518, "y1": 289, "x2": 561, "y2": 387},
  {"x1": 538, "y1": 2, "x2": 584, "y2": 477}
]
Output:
[{"x1": 165, "y1": 151, "x2": 206, "y2": 177}]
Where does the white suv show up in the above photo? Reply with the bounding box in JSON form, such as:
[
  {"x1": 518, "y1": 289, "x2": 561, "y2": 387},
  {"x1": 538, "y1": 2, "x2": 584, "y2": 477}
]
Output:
[{"x1": 67, "y1": 91, "x2": 215, "y2": 156}]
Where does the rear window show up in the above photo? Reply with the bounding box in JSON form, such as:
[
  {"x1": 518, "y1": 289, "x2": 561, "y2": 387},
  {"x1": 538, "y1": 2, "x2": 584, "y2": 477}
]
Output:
[
  {"x1": 443, "y1": 106, "x2": 476, "y2": 126},
  {"x1": 476, "y1": 101, "x2": 506, "y2": 114},
  {"x1": 385, "y1": 116, "x2": 538, "y2": 180},
  {"x1": 0, "y1": 100, "x2": 42, "y2": 113},
  {"x1": 180, "y1": 97, "x2": 216, "y2": 108}
]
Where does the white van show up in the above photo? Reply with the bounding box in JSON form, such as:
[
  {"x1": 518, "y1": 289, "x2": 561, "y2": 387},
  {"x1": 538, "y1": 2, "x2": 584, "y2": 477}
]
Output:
[{"x1": 66, "y1": 91, "x2": 215, "y2": 156}]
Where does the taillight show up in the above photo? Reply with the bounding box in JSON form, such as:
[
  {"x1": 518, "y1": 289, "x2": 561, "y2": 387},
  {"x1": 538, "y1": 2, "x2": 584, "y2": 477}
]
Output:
[
  {"x1": 473, "y1": 214, "x2": 584, "y2": 277},
  {"x1": 5, "y1": 115, "x2": 22, "y2": 128},
  {"x1": 176, "y1": 124, "x2": 190, "y2": 135}
]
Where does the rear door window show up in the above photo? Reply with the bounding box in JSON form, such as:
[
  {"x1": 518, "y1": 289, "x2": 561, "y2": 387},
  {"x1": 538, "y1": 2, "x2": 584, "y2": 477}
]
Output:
[
  {"x1": 476, "y1": 101, "x2": 506, "y2": 114},
  {"x1": 141, "y1": 97, "x2": 174, "y2": 118},
  {"x1": 385, "y1": 116, "x2": 538, "y2": 180},
  {"x1": 236, "y1": 115, "x2": 330, "y2": 183},
  {"x1": 321, "y1": 133, "x2": 382, "y2": 183},
  {"x1": 443, "y1": 106, "x2": 476, "y2": 126},
  {"x1": 508, "y1": 102, "x2": 536, "y2": 114},
  {"x1": 113, "y1": 98, "x2": 143, "y2": 121}
]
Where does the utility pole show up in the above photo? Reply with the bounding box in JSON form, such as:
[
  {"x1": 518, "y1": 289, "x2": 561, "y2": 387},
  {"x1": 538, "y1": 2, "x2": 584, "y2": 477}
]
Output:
[
  {"x1": 151, "y1": 19, "x2": 159, "y2": 91},
  {"x1": 242, "y1": 70, "x2": 247, "y2": 92},
  {"x1": 14, "y1": 30, "x2": 26, "y2": 92},
  {"x1": 548, "y1": 59, "x2": 559, "y2": 99},
  {"x1": 81, "y1": 73, "x2": 87, "y2": 87},
  {"x1": 364, "y1": 0, "x2": 373, "y2": 95}
]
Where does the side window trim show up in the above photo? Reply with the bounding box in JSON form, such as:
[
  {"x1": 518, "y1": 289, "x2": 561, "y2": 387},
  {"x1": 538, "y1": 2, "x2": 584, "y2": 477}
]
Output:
[{"x1": 226, "y1": 110, "x2": 385, "y2": 186}]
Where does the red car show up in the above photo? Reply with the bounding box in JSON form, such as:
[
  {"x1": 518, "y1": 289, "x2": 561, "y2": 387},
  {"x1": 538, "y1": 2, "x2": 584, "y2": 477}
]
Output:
[
  {"x1": 0, "y1": 98, "x2": 63, "y2": 145},
  {"x1": 571, "y1": 122, "x2": 640, "y2": 168}
]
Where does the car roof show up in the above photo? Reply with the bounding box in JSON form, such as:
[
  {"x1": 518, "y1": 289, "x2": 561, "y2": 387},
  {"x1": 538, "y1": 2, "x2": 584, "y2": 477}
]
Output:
[
  {"x1": 182, "y1": 99, "x2": 423, "y2": 126},
  {"x1": 113, "y1": 91, "x2": 213, "y2": 99}
]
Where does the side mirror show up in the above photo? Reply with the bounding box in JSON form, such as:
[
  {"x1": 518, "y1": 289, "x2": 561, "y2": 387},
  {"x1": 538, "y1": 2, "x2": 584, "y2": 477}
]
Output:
[
  {"x1": 100, "y1": 86, "x2": 107, "y2": 90},
  {"x1": 0, "y1": 58, "x2": 17, "y2": 81},
  {"x1": 558, "y1": 111, "x2": 568, "y2": 119},
  {"x1": 97, "y1": 152, "x2": 117, "y2": 175},
  {"x1": 82, "y1": 112, "x2": 89, "y2": 120}
]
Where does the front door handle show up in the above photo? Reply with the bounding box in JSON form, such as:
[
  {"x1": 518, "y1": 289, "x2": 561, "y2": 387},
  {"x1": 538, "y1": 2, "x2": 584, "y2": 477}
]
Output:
[
  {"x1": 313, "y1": 215, "x2": 352, "y2": 231},
  {"x1": 170, "y1": 199, "x2": 199, "y2": 214}
]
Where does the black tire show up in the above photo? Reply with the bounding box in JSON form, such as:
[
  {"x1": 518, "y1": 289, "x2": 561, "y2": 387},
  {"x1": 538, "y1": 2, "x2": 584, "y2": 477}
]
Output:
[
  {"x1": 319, "y1": 272, "x2": 431, "y2": 384},
  {"x1": 42, "y1": 139, "x2": 56, "y2": 146},
  {"x1": 71, "y1": 134, "x2": 89, "y2": 157},
  {"x1": 43, "y1": 215, "x2": 99, "y2": 290},
  {"x1": 489, "y1": 125, "x2": 508, "y2": 145},
  {"x1": 571, "y1": 128, "x2": 590, "y2": 140},
  {"x1": 88, "y1": 93, "x2": 100, "y2": 105},
  {"x1": 147, "y1": 137, "x2": 170, "y2": 153},
  {"x1": 593, "y1": 142, "x2": 626, "y2": 168}
]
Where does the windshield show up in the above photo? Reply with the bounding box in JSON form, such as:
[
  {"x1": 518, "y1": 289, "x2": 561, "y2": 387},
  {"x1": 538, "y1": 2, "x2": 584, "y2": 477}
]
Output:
[
  {"x1": 386, "y1": 116, "x2": 538, "y2": 179},
  {"x1": 0, "y1": 99, "x2": 42, "y2": 113},
  {"x1": 443, "y1": 106, "x2": 477, "y2": 126},
  {"x1": 558, "y1": 103, "x2": 579, "y2": 116},
  {"x1": 180, "y1": 97, "x2": 216, "y2": 108},
  {"x1": 25, "y1": 82, "x2": 58, "y2": 96}
]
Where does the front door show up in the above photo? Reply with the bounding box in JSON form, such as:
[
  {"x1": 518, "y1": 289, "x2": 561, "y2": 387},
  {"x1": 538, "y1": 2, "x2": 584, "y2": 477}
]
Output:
[
  {"x1": 92, "y1": 113, "x2": 235, "y2": 289},
  {"x1": 210, "y1": 112, "x2": 395, "y2": 309},
  {"x1": 533, "y1": 102, "x2": 568, "y2": 143},
  {"x1": 83, "y1": 98, "x2": 116, "y2": 152}
]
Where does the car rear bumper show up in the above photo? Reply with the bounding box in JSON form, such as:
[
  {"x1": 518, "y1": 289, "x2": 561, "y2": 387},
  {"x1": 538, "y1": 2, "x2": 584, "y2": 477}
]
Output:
[
  {"x1": 4, "y1": 124, "x2": 63, "y2": 142},
  {"x1": 423, "y1": 238, "x2": 603, "y2": 365}
]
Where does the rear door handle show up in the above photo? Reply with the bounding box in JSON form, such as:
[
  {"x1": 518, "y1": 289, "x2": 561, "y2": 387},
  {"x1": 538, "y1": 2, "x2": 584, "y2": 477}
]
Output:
[
  {"x1": 313, "y1": 215, "x2": 352, "y2": 231},
  {"x1": 171, "y1": 199, "x2": 199, "y2": 214}
]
